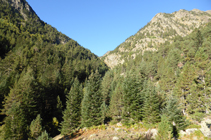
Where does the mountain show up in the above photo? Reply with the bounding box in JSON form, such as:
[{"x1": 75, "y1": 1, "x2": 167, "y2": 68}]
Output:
[
  {"x1": 102, "y1": 9, "x2": 211, "y2": 68},
  {"x1": 98, "y1": 20, "x2": 211, "y2": 138},
  {"x1": 3, "y1": 0, "x2": 37, "y2": 20},
  {"x1": 55, "y1": 21, "x2": 211, "y2": 139},
  {"x1": 1, "y1": 0, "x2": 211, "y2": 139},
  {"x1": 0, "y1": 0, "x2": 70, "y2": 47},
  {"x1": 0, "y1": 0, "x2": 108, "y2": 139}
]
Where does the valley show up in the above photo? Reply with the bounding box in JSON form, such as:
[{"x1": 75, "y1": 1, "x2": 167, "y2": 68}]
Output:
[{"x1": 0, "y1": 0, "x2": 211, "y2": 140}]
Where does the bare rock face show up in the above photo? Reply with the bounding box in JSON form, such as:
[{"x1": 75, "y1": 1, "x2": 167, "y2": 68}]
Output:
[
  {"x1": 102, "y1": 9, "x2": 211, "y2": 68},
  {"x1": 103, "y1": 53, "x2": 125, "y2": 69},
  {"x1": 200, "y1": 118, "x2": 211, "y2": 138}
]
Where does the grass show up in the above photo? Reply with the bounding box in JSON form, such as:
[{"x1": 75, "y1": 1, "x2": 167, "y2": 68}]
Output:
[
  {"x1": 186, "y1": 124, "x2": 201, "y2": 129},
  {"x1": 180, "y1": 130, "x2": 211, "y2": 140}
]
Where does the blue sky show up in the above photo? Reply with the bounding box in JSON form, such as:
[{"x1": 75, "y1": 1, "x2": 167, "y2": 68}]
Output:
[{"x1": 26, "y1": 0, "x2": 211, "y2": 56}]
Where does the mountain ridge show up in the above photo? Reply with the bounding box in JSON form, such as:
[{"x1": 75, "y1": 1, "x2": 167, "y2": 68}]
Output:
[{"x1": 102, "y1": 9, "x2": 211, "y2": 68}]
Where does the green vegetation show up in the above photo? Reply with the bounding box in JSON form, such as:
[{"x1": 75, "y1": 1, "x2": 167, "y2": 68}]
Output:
[
  {"x1": 1, "y1": 0, "x2": 211, "y2": 139},
  {"x1": 60, "y1": 78, "x2": 83, "y2": 135},
  {"x1": 156, "y1": 115, "x2": 172, "y2": 140},
  {"x1": 99, "y1": 22, "x2": 211, "y2": 139},
  {"x1": 81, "y1": 70, "x2": 103, "y2": 127},
  {"x1": 0, "y1": 0, "x2": 108, "y2": 139}
]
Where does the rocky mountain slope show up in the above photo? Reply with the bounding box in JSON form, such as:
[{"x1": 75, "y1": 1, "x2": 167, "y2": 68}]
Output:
[
  {"x1": 3, "y1": 0, "x2": 35, "y2": 20},
  {"x1": 102, "y1": 9, "x2": 211, "y2": 68},
  {"x1": 0, "y1": 0, "x2": 70, "y2": 44}
]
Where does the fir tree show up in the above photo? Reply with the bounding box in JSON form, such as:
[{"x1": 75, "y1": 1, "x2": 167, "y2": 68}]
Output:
[
  {"x1": 196, "y1": 30, "x2": 203, "y2": 48},
  {"x1": 37, "y1": 130, "x2": 52, "y2": 140},
  {"x1": 109, "y1": 83, "x2": 124, "y2": 122},
  {"x1": 156, "y1": 115, "x2": 172, "y2": 140},
  {"x1": 101, "y1": 70, "x2": 114, "y2": 122},
  {"x1": 2, "y1": 67, "x2": 38, "y2": 140},
  {"x1": 186, "y1": 85, "x2": 205, "y2": 121},
  {"x1": 162, "y1": 96, "x2": 187, "y2": 132},
  {"x1": 122, "y1": 70, "x2": 143, "y2": 124},
  {"x1": 3, "y1": 102, "x2": 27, "y2": 140},
  {"x1": 160, "y1": 68, "x2": 177, "y2": 94},
  {"x1": 81, "y1": 70, "x2": 103, "y2": 127},
  {"x1": 56, "y1": 95, "x2": 63, "y2": 122},
  {"x1": 30, "y1": 114, "x2": 43, "y2": 140},
  {"x1": 174, "y1": 63, "x2": 196, "y2": 115},
  {"x1": 60, "y1": 78, "x2": 83, "y2": 135},
  {"x1": 142, "y1": 81, "x2": 161, "y2": 124}
]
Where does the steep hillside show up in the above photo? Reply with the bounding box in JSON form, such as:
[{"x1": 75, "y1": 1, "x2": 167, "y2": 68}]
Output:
[
  {"x1": 53, "y1": 21, "x2": 211, "y2": 140},
  {"x1": 0, "y1": 0, "x2": 108, "y2": 139},
  {"x1": 0, "y1": 0, "x2": 70, "y2": 48},
  {"x1": 102, "y1": 9, "x2": 211, "y2": 68},
  {"x1": 97, "y1": 21, "x2": 211, "y2": 139}
]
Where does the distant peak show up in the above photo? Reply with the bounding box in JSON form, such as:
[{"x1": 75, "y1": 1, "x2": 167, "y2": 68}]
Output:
[
  {"x1": 191, "y1": 9, "x2": 202, "y2": 12},
  {"x1": 178, "y1": 9, "x2": 187, "y2": 12},
  {"x1": 206, "y1": 10, "x2": 211, "y2": 15}
]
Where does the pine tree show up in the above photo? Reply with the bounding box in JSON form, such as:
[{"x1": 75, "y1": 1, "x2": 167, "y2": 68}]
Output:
[
  {"x1": 30, "y1": 114, "x2": 43, "y2": 140},
  {"x1": 37, "y1": 130, "x2": 52, "y2": 140},
  {"x1": 186, "y1": 85, "x2": 205, "y2": 121},
  {"x1": 60, "y1": 78, "x2": 83, "y2": 135},
  {"x1": 81, "y1": 70, "x2": 103, "y2": 127},
  {"x1": 101, "y1": 70, "x2": 114, "y2": 122},
  {"x1": 174, "y1": 63, "x2": 196, "y2": 115},
  {"x1": 122, "y1": 70, "x2": 143, "y2": 124},
  {"x1": 142, "y1": 81, "x2": 161, "y2": 124},
  {"x1": 101, "y1": 70, "x2": 113, "y2": 106},
  {"x1": 55, "y1": 95, "x2": 63, "y2": 122},
  {"x1": 3, "y1": 102, "x2": 27, "y2": 140},
  {"x1": 109, "y1": 83, "x2": 124, "y2": 122},
  {"x1": 2, "y1": 67, "x2": 39, "y2": 140},
  {"x1": 160, "y1": 68, "x2": 177, "y2": 94},
  {"x1": 196, "y1": 30, "x2": 203, "y2": 48},
  {"x1": 162, "y1": 96, "x2": 187, "y2": 132},
  {"x1": 156, "y1": 115, "x2": 172, "y2": 140}
]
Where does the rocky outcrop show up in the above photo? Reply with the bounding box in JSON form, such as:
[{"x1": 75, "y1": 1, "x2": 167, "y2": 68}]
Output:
[
  {"x1": 145, "y1": 129, "x2": 158, "y2": 139},
  {"x1": 102, "y1": 9, "x2": 211, "y2": 68},
  {"x1": 2, "y1": 0, "x2": 35, "y2": 20},
  {"x1": 200, "y1": 118, "x2": 211, "y2": 138},
  {"x1": 179, "y1": 128, "x2": 198, "y2": 136},
  {"x1": 112, "y1": 136, "x2": 119, "y2": 140},
  {"x1": 103, "y1": 53, "x2": 125, "y2": 69}
]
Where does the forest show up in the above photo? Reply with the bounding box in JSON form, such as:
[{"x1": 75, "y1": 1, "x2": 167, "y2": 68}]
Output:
[
  {"x1": 0, "y1": 0, "x2": 108, "y2": 139},
  {"x1": 1, "y1": 0, "x2": 211, "y2": 140}
]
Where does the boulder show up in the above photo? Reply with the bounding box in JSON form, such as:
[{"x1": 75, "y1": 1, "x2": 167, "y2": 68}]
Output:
[
  {"x1": 179, "y1": 130, "x2": 186, "y2": 137},
  {"x1": 89, "y1": 134, "x2": 97, "y2": 139},
  {"x1": 115, "y1": 128, "x2": 121, "y2": 131},
  {"x1": 200, "y1": 118, "x2": 211, "y2": 138},
  {"x1": 186, "y1": 128, "x2": 198, "y2": 135},
  {"x1": 112, "y1": 136, "x2": 119, "y2": 140},
  {"x1": 82, "y1": 127, "x2": 87, "y2": 131},
  {"x1": 145, "y1": 129, "x2": 158, "y2": 139},
  {"x1": 179, "y1": 128, "x2": 198, "y2": 136},
  {"x1": 116, "y1": 122, "x2": 122, "y2": 127}
]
